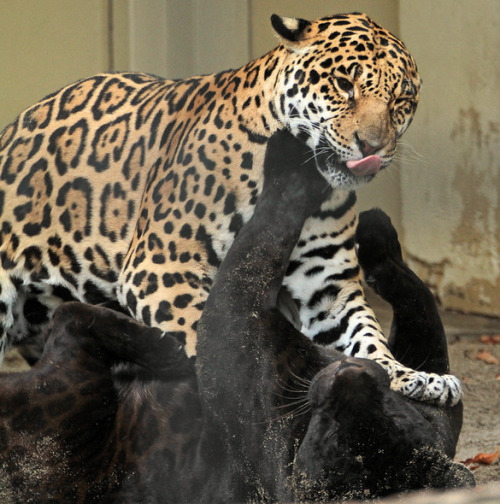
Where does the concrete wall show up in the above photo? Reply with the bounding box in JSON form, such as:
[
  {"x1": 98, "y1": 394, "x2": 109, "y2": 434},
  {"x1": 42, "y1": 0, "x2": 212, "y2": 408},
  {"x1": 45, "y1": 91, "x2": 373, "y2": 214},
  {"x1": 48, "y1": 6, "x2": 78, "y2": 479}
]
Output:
[
  {"x1": 0, "y1": 0, "x2": 112, "y2": 128},
  {"x1": 399, "y1": 1, "x2": 500, "y2": 316},
  {"x1": 126, "y1": 0, "x2": 249, "y2": 79}
]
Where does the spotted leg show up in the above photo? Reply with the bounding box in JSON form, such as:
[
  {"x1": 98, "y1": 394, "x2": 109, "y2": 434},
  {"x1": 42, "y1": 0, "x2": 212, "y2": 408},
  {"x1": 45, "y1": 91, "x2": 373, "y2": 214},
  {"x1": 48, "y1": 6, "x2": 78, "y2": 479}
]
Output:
[
  {"x1": 0, "y1": 270, "x2": 20, "y2": 366},
  {"x1": 282, "y1": 192, "x2": 462, "y2": 406},
  {"x1": 117, "y1": 227, "x2": 215, "y2": 358}
]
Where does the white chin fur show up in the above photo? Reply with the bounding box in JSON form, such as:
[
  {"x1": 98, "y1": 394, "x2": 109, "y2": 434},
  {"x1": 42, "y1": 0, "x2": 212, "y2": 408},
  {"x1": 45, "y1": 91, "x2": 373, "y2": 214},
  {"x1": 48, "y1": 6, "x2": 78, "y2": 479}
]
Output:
[{"x1": 323, "y1": 161, "x2": 375, "y2": 190}]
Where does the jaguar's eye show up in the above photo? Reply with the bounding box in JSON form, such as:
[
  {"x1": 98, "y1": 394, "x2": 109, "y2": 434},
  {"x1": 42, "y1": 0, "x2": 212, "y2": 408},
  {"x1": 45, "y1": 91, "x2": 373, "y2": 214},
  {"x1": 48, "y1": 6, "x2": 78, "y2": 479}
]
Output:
[
  {"x1": 335, "y1": 78, "x2": 354, "y2": 98},
  {"x1": 394, "y1": 97, "x2": 408, "y2": 106}
]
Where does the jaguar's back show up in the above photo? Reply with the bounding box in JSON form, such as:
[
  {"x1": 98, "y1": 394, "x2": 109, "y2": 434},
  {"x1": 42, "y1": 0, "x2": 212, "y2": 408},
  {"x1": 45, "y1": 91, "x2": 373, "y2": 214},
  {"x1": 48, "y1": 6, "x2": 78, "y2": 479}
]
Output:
[
  {"x1": 0, "y1": 63, "x2": 274, "y2": 356},
  {"x1": 0, "y1": 12, "x2": 462, "y2": 407}
]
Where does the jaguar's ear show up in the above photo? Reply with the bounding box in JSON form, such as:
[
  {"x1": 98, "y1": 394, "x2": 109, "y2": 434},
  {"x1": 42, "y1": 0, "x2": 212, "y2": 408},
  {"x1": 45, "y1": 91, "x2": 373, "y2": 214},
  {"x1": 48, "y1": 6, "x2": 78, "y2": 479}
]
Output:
[{"x1": 271, "y1": 14, "x2": 312, "y2": 50}]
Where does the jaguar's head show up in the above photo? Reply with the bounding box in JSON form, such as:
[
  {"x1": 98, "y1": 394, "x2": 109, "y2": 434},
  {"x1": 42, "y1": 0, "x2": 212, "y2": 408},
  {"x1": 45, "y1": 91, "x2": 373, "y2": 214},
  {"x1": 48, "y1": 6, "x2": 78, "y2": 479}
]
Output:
[{"x1": 271, "y1": 13, "x2": 421, "y2": 189}]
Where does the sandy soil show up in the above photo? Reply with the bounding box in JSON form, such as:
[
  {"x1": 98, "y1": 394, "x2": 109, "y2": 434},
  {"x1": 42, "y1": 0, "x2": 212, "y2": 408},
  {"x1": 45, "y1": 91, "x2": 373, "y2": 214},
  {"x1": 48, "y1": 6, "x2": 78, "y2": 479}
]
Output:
[{"x1": 446, "y1": 322, "x2": 500, "y2": 486}]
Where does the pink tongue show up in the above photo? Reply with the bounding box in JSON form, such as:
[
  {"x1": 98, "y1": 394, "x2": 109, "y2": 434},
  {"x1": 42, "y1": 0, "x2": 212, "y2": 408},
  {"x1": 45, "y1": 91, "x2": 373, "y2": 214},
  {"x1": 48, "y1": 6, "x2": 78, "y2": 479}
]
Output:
[{"x1": 346, "y1": 155, "x2": 381, "y2": 176}]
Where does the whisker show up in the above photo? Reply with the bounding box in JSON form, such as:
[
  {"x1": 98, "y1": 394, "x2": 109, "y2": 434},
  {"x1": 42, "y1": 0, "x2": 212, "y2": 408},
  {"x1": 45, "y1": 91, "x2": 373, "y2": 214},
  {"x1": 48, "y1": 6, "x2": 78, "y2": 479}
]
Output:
[
  {"x1": 285, "y1": 366, "x2": 313, "y2": 388},
  {"x1": 394, "y1": 149, "x2": 425, "y2": 168},
  {"x1": 287, "y1": 402, "x2": 311, "y2": 417},
  {"x1": 275, "y1": 378, "x2": 309, "y2": 397},
  {"x1": 303, "y1": 151, "x2": 320, "y2": 164},
  {"x1": 397, "y1": 140, "x2": 425, "y2": 160},
  {"x1": 269, "y1": 402, "x2": 311, "y2": 423},
  {"x1": 276, "y1": 384, "x2": 308, "y2": 396},
  {"x1": 273, "y1": 390, "x2": 307, "y2": 403},
  {"x1": 273, "y1": 398, "x2": 310, "y2": 410}
]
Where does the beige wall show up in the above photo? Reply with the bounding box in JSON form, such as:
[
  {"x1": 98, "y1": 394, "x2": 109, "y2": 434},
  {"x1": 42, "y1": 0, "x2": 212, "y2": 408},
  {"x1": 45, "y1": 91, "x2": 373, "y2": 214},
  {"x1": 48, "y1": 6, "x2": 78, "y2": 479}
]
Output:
[
  {"x1": 400, "y1": 0, "x2": 500, "y2": 316},
  {"x1": 1, "y1": 1, "x2": 499, "y2": 316},
  {"x1": 125, "y1": 0, "x2": 249, "y2": 79},
  {"x1": 0, "y1": 0, "x2": 112, "y2": 128}
]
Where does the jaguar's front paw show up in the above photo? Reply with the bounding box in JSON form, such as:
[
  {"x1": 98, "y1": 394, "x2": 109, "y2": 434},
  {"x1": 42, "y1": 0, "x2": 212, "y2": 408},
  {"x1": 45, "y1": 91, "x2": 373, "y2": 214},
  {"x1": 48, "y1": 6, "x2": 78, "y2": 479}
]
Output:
[{"x1": 390, "y1": 367, "x2": 463, "y2": 406}]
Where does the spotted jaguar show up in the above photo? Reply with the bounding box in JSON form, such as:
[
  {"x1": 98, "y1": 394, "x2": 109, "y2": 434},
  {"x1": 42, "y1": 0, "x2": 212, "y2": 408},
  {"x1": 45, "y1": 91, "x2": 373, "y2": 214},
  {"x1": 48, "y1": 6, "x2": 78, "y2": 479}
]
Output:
[{"x1": 0, "y1": 12, "x2": 461, "y2": 405}]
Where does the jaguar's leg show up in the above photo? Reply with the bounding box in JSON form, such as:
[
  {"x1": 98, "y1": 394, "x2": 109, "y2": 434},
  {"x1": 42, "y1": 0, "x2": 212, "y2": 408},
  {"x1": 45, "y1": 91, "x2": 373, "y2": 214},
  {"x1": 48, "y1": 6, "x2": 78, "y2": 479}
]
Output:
[
  {"x1": 4, "y1": 282, "x2": 80, "y2": 365},
  {"x1": 8, "y1": 290, "x2": 48, "y2": 365},
  {"x1": 48, "y1": 302, "x2": 192, "y2": 375},
  {"x1": 117, "y1": 242, "x2": 213, "y2": 357},
  {"x1": 0, "y1": 271, "x2": 20, "y2": 366},
  {"x1": 283, "y1": 193, "x2": 462, "y2": 406}
]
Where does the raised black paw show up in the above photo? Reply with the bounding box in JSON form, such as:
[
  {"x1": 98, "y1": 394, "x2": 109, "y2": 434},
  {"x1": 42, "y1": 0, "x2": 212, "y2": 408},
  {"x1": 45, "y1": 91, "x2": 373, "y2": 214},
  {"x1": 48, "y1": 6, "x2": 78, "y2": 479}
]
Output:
[{"x1": 355, "y1": 208, "x2": 403, "y2": 284}]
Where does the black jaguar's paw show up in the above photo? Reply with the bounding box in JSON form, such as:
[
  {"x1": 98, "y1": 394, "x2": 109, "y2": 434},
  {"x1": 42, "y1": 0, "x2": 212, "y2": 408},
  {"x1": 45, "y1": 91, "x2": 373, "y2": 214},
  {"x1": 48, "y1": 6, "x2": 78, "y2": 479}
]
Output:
[
  {"x1": 355, "y1": 208, "x2": 414, "y2": 303},
  {"x1": 263, "y1": 129, "x2": 330, "y2": 214},
  {"x1": 356, "y1": 208, "x2": 403, "y2": 275}
]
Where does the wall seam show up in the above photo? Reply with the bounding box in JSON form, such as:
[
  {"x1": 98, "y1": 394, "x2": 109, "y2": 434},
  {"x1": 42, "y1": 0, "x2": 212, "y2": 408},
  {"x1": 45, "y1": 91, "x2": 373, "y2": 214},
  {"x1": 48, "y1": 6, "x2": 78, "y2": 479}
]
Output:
[{"x1": 106, "y1": 0, "x2": 115, "y2": 71}]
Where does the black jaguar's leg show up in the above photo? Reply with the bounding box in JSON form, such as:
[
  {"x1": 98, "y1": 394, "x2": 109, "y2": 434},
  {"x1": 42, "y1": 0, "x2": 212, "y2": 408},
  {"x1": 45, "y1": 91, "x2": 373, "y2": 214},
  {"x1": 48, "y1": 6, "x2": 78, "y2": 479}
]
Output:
[
  {"x1": 196, "y1": 130, "x2": 332, "y2": 501},
  {"x1": 356, "y1": 208, "x2": 450, "y2": 375},
  {"x1": 48, "y1": 302, "x2": 192, "y2": 377},
  {"x1": 198, "y1": 130, "x2": 330, "y2": 346}
]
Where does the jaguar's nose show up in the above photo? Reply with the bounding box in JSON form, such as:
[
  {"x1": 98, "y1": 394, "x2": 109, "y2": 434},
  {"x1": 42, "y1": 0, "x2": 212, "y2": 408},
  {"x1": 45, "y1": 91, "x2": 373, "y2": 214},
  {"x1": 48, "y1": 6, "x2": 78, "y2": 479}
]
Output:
[{"x1": 355, "y1": 132, "x2": 382, "y2": 156}]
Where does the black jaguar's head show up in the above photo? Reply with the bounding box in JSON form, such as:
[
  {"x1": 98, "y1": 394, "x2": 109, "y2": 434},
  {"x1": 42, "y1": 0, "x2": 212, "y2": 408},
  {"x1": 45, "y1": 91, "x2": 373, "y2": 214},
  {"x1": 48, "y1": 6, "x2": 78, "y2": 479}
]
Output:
[{"x1": 294, "y1": 358, "x2": 474, "y2": 500}]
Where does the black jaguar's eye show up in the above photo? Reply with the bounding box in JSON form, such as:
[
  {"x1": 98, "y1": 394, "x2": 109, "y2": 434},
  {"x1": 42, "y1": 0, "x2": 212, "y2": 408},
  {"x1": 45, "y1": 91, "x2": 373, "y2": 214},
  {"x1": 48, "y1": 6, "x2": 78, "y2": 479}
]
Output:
[{"x1": 335, "y1": 78, "x2": 354, "y2": 98}]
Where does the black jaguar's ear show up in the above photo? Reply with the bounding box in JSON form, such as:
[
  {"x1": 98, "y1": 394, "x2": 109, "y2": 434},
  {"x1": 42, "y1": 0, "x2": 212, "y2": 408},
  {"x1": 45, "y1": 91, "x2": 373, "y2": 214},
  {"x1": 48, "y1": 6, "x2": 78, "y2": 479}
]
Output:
[{"x1": 271, "y1": 14, "x2": 312, "y2": 48}]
